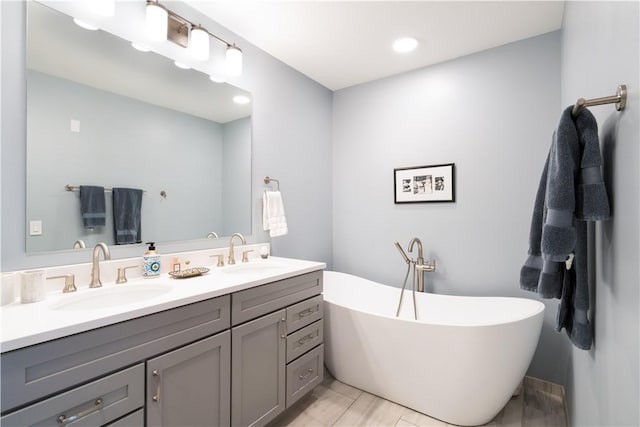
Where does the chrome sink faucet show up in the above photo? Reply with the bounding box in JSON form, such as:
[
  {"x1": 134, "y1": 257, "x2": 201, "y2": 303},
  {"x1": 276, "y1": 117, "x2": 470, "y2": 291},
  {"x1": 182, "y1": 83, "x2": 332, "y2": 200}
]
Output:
[
  {"x1": 228, "y1": 233, "x2": 246, "y2": 265},
  {"x1": 90, "y1": 242, "x2": 111, "y2": 288}
]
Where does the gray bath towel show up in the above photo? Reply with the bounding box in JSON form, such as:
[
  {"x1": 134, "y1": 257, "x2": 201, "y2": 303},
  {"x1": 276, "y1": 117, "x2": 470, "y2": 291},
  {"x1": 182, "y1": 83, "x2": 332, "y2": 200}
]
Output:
[
  {"x1": 574, "y1": 109, "x2": 611, "y2": 221},
  {"x1": 520, "y1": 135, "x2": 566, "y2": 300},
  {"x1": 112, "y1": 188, "x2": 143, "y2": 245},
  {"x1": 79, "y1": 185, "x2": 106, "y2": 228},
  {"x1": 520, "y1": 106, "x2": 610, "y2": 350},
  {"x1": 557, "y1": 220, "x2": 593, "y2": 350}
]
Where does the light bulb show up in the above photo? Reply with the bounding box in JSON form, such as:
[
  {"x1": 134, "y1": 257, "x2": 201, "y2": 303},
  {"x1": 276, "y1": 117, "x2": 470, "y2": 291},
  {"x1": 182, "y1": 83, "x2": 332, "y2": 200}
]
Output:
[
  {"x1": 190, "y1": 26, "x2": 210, "y2": 61},
  {"x1": 226, "y1": 44, "x2": 243, "y2": 76},
  {"x1": 145, "y1": 2, "x2": 168, "y2": 42}
]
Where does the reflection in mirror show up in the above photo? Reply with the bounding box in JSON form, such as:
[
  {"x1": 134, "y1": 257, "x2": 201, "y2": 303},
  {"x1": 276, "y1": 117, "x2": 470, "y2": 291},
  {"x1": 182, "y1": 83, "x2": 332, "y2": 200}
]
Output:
[{"x1": 26, "y1": 1, "x2": 252, "y2": 253}]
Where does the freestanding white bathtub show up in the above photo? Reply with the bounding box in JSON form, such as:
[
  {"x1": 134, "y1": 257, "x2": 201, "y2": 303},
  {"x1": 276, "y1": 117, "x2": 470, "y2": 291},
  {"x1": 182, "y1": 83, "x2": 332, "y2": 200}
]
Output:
[{"x1": 323, "y1": 271, "x2": 545, "y2": 426}]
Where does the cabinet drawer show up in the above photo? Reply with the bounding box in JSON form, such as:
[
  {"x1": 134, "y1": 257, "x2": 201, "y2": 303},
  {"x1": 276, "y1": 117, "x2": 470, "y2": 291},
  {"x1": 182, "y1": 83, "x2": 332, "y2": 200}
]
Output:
[
  {"x1": 286, "y1": 295, "x2": 322, "y2": 333},
  {"x1": 286, "y1": 344, "x2": 324, "y2": 408},
  {"x1": 286, "y1": 320, "x2": 323, "y2": 363},
  {"x1": 1, "y1": 295, "x2": 230, "y2": 412},
  {"x1": 0, "y1": 364, "x2": 144, "y2": 427},
  {"x1": 232, "y1": 271, "x2": 322, "y2": 326}
]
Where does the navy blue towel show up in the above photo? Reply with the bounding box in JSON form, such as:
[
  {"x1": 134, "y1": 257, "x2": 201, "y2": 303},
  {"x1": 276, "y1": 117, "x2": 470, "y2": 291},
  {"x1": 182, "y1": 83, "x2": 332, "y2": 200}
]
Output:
[
  {"x1": 520, "y1": 106, "x2": 610, "y2": 350},
  {"x1": 79, "y1": 185, "x2": 106, "y2": 228},
  {"x1": 112, "y1": 188, "x2": 143, "y2": 245}
]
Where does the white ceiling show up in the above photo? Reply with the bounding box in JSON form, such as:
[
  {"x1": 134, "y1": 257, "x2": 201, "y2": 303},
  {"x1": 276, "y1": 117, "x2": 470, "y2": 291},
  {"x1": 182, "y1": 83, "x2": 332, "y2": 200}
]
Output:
[{"x1": 186, "y1": 1, "x2": 565, "y2": 91}]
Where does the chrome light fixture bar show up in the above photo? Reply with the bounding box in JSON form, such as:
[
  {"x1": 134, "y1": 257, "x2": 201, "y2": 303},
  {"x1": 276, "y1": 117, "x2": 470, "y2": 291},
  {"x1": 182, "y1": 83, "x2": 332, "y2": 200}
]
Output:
[{"x1": 145, "y1": 0, "x2": 243, "y2": 75}]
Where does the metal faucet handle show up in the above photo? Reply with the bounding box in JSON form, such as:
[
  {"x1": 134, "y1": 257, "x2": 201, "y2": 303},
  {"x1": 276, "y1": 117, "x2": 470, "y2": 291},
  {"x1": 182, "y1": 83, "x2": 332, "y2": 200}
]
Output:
[
  {"x1": 116, "y1": 265, "x2": 139, "y2": 284},
  {"x1": 210, "y1": 254, "x2": 225, "y2": 267},
  {"x1": 416, "y1": 260, "x2": 436, "y2": 272},
  {"x1": 242, "y1": 250, "x2": 254, "y2": 263},
  {"x1": 47, "y1": 274, "x2": 77, "y2": 293}
]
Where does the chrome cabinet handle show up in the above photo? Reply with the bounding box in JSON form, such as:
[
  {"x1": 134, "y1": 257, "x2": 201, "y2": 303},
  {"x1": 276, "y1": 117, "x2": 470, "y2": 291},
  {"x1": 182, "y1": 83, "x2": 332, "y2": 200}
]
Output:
[
  {"x1": 297, "y1": 308, "x2": 314, "y2": 318},
  {"x1": 298, "y1": 333, "x2": 315, "y2": 345},
  {"x1": 280, "y1": 316, "x2": 287, "y2": 339},
  {"x1": 57, "y1": 398, "x2": 103, "y2": 425},
  {"x1": 298, "y1": 368, "x2": 314, "y2": 380},
  {"x1": 152, "y1": 369, "x2": 161, "y2": 402}
]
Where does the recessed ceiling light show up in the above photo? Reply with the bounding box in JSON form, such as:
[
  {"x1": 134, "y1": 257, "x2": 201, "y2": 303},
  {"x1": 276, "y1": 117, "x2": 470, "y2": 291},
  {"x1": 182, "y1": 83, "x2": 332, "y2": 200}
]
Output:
[
  {"x1": 131, "y1": 42, "x2": 151, "y2": 52},
  {"x1": 174, "y1": 61, "x2": 191, "y2": 70},
  {"x1": 233, "y1": 95, "x2": 251, "y2": 105},
  {"x1": 392, "y1": 37, "x2": 418, "y2": 53},
  {"x1": 73, "y1": 18, "x2": 98, "y2": 31}
]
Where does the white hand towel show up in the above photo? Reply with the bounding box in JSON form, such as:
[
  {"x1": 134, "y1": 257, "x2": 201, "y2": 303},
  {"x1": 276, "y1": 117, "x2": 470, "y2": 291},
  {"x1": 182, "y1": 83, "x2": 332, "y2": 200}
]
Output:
[{"x1": 263, "y1": 191, "x2": 288, "y2": 237}]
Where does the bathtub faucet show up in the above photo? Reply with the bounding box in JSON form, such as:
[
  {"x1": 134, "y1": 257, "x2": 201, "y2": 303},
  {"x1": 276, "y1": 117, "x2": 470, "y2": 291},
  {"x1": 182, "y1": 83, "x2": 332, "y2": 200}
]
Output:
[
  {"x1": 394, "y1": 242, "x2": 411, "y2": 264},
  {"x1": 408, "y1": 238, "x2": 436, "y2": 292}
]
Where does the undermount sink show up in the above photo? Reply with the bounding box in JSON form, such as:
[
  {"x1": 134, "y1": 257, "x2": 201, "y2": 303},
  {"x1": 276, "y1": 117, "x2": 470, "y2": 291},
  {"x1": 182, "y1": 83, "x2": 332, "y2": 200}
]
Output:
[
  {"x1": 49, "y1": 283, "x2": 173, "y2": 311},
  {"x1": 220, "y1": 261, "x2": 288, "y2": 275}
]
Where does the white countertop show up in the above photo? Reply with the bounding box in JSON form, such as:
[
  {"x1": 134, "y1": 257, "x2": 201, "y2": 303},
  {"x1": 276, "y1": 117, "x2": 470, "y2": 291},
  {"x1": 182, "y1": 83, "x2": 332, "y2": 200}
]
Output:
[{"x1": 0, "y1": 257, "x2": 325, "y2": 353}]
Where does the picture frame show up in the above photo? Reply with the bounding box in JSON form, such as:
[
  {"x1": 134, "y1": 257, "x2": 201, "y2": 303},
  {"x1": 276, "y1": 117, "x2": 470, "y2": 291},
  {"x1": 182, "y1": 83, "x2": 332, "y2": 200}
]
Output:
[{"x1": 394, "y1": 163, "x2": 455, "y2": 203}]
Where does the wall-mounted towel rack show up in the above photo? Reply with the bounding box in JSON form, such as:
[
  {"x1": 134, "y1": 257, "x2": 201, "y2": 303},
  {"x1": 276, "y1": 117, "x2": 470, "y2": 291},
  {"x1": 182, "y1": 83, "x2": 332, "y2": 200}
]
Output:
[
  {"x1": 572, "y1": 84, "x2": 627, "y2": 117},
  {"x1": 65, "y1": 184, "x2": 148, "y2": 194},
  {"x1": 264, "y1": 176, "x2": 280, "y2": 191}
]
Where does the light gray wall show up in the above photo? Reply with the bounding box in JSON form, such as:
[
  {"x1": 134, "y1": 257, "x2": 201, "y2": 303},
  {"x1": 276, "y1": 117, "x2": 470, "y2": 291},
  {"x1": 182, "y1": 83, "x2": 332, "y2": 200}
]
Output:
[
  {"x1": 1, "y1": 1, "x2": 333, "y2": 269},
  {"x1": 27, "y1": 70, "x2": 224, "y2": 251},
  {"x1": 560, "y1": 2, "x2": 639, "y2": 426},
  {"x1": 332, "y1": 32, "x2": 570, "y2": 383},
  {"x1": 222, "y1": 117, "x2": 252, "y2": 236}
]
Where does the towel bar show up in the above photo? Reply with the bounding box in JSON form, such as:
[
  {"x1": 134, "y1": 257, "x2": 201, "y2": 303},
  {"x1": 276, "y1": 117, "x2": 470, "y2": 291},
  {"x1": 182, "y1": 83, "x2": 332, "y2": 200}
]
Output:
[
  {"x1": 65, "y1": 185, "x2": 147, "y2": 193},
  {"x1": 572, "y1": 84, "x2": 627, "y2": 117},
  {"x1": 264, "y1": 176, "x2": 280, "y2": 191}
]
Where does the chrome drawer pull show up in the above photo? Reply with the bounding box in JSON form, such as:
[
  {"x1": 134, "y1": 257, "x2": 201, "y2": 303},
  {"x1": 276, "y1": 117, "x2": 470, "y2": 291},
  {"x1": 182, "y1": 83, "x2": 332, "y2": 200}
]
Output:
[
  {"x1": 298, "y1": 333, "x2": 315, "y2": 345},
  {"x1": 297, "y1": 308, "x2": 314, "y2": 318},
  {"x1": 57, "y1": 398, "x2": 103, "y2": 425},
  {"x1": 298, "y1": 368, "x2": 314, "y2": 380},
  {"x1": 152, "y1": 369, "x2": 161, "y2": 402}
]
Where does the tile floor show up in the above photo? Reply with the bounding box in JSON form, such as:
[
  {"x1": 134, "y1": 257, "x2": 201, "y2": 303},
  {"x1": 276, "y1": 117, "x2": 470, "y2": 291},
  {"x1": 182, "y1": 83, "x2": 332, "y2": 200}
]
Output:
[{"x1": 269, "y1": 370, "x2": 567, "y2": 427}]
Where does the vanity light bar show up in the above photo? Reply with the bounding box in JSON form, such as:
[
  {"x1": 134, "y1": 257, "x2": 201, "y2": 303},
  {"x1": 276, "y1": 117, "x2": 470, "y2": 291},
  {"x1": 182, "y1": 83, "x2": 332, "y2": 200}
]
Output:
[{"x1": 146, "y1": 0, "x2": 243, "y2": 75}]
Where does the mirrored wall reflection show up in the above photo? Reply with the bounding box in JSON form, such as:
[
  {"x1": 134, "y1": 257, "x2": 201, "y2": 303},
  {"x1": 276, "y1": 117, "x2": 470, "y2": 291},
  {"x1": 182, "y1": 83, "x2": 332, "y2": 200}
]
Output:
[{"x1": 26, "y1": 1, "x2": 252, "y2": 253}]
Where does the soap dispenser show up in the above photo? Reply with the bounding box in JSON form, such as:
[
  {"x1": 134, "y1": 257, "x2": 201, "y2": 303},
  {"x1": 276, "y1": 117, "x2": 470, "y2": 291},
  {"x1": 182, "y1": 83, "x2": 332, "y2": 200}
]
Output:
[{"x1": 143, "y1": 242, "x2": 161, "y2": 278}]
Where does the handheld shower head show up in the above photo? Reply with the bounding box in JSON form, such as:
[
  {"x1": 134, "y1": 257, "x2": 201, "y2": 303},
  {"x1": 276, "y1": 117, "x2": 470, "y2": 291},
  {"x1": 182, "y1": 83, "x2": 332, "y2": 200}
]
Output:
[{"x1": 394, "y1": 242, "x2": 411, "y2": 264}]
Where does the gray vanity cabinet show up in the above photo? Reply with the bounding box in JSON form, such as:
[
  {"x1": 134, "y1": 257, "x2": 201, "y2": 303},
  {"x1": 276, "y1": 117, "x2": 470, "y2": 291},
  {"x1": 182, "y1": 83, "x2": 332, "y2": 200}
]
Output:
[
  {"x1": 1, "y1": 270, "x2": 324, "y2": 427},
  {"x1": 231, "y1": 309, "x2": 287, "y2": 427},
  {"x1": 231, "y1": 271, "x2": 324, "y2": 427},
  {"x1": 146, "y1": 331, "x2": 231, "y2": 427},
  {"x1": 0, "y1": 295, "x2": 230, "y2": 426}
]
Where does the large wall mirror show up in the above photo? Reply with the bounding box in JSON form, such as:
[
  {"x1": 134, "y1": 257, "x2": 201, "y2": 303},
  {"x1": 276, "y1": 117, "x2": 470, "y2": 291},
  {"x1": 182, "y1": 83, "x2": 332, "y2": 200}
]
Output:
[{"x1": 26, "y1": 1, "x2": 252, "y2": 253}]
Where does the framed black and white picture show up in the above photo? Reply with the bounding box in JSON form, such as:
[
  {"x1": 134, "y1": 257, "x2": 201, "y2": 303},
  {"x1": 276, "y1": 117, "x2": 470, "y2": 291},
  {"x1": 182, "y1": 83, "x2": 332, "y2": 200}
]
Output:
[{"x1": 394, "y1": 163, "x2": 455, "y2": 203}]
